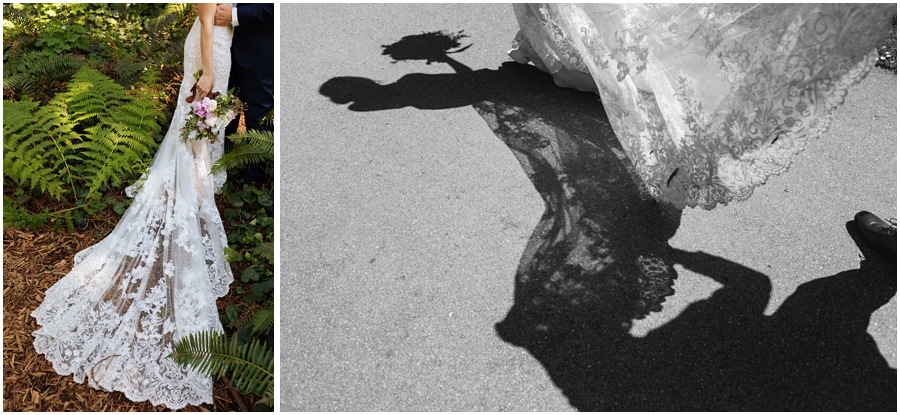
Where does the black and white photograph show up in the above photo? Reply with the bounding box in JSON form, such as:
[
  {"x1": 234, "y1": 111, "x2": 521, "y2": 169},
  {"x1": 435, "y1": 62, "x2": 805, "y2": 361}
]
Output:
[
  {"x1": 3, "y1": 2, "x2": 898, "y2": 412},
  {"x1": 282, "y1": 3, "x2": 896, "y2": 412}
]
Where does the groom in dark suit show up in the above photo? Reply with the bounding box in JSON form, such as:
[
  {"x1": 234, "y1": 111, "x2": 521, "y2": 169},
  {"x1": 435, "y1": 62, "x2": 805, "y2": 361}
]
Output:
[{"x1": 213, "y1": 3, "x2": 274, "y2": 182}]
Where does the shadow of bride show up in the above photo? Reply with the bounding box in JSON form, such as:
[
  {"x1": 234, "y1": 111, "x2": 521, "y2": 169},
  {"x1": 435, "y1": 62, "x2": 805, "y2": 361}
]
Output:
[
  {"x1": 320, "y1": 30, "x2": 897, "y2": 411},
  {"x1": 322, "y1": 29, "x2": 684, "y2": 323}
]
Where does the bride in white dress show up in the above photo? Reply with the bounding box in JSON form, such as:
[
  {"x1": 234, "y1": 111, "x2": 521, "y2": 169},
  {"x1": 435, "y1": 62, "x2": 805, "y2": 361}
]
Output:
[{"x1": 31, "y1": 5, "x2": 234, "y2": 409}]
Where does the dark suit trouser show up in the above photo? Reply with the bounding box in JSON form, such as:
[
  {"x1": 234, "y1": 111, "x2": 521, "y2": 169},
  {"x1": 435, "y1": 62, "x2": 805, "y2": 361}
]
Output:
[{"x1": 226, "y1": 53, "x2": 274, "y2": 182}]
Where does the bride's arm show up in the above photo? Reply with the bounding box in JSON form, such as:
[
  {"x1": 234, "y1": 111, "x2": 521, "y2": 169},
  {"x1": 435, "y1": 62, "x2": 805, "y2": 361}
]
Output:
[{"x1": 195, "y1": 3, "x2": 216, "y2": 99}]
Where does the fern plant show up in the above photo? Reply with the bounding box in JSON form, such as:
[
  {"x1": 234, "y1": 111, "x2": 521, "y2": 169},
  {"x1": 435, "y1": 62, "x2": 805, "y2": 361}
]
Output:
[
  {"x1": 4, "y1": 66, "x2": 164, "y2": 214},
  {"x1": 249, "y1": 307, "x2": 275, "y2": 333},
  {"x1": 168, "y1": 329, "x2": 274, "y2": 406},
  {"x1": 211, "y1": 129, "x2": 275, "y2": 174},
  {"x1": 3, "y1": 195, "x2": 51, "y2": 229},
  {"x1": 3, "y1": 98, "x2": 80, "y2": 201},
  {"x1": 225, "y1": 303, "x2": 275, "y2": 334},
  {"x1": 60, "y1": 66, "x2": 166, "y2": 196},
  {"x1": 251, "y1": 241, "x2": 275, "y2": 262},
  {"x1": 211, "y1": 107, "x2": 274, "y2": 174},
  {"x1": 3, "y1": 50, "x2": 85, "y2": 102}
]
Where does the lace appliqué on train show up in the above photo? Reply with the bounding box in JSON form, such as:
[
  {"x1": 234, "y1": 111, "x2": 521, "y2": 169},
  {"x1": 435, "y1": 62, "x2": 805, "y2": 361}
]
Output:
[{"x1": 512, "y1": 3, "x2": 894, "y2": 209}]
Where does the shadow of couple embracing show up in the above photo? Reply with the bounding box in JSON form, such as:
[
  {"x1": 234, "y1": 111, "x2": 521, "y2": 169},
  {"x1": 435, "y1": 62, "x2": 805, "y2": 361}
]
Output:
[{"x1": 320, "y1": 30, "x2": 898, "y2": 411}]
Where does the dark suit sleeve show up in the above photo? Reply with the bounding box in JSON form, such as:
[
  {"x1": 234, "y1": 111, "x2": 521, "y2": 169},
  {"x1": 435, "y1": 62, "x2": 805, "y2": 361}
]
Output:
[{"x1": 235, "y1": 4, "x2": 274, "y2": 30}]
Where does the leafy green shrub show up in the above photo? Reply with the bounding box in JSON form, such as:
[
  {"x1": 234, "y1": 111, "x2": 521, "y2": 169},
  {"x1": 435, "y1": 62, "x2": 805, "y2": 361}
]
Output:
[
  {"x1": 221, "y1": 181, "x2": 275, "y2": 328},
  {"x1": 3, "y1": 3, "x2": 191, "y2": 104}
]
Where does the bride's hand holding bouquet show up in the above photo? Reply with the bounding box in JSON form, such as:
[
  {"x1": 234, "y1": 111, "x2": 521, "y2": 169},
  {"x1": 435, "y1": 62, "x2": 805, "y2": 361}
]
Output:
[{"x1": 181, "y1": 69, "x2": 243, "y2": 143}]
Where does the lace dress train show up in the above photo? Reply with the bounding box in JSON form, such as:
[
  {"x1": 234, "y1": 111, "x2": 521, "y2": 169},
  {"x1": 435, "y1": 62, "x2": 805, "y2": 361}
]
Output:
[
  {"x1": 31, "y1": 19, "x2": 234, "y2": 409},
  {"x1": 511, "y1": 3, "x2": 895, "y2": 209}
]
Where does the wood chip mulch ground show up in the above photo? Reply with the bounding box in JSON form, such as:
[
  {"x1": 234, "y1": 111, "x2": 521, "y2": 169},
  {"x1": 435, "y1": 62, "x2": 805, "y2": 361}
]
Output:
[{"x1": 3, "y1": 221, "x2": 250, "y2": 411}]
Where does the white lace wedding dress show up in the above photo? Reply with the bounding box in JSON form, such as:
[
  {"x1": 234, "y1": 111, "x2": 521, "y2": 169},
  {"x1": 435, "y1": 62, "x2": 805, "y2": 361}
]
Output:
[
  {"x1": 511, "y1": 4, "x2": 895, "y2": 209},
  {"x1": 31, "y1": 17, "x2": 234, "y2": 409}
]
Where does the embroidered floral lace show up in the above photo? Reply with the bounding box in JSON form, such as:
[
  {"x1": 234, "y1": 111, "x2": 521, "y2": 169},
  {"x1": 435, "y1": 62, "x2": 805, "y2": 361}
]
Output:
[
  {"x1": 31, "y1": 18, "x2": 234, "y2": 409},
  {"x1": 512, "y1": 4, "x2": 894, "y2": 209}
]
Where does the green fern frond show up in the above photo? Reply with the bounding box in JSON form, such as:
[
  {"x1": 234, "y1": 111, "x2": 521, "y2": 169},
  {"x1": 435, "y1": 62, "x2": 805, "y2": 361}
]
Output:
[
  {"x1": 226, "y1": 304, "x2": 260, "y2": 331},
  {"x1": 251, "y1": 308, "x2": 275, "y2": 333},
  {"x1": 3, "y1": 51, "x2": 84, "y2": 101},
  {"x1": 168, "y1": 330, "x2": 274, "y2": 399},
  {"x1": 211, "y1": 145, "x2": 270, "y2": 173},
  {"x1": 2, "y1": 195, "x2": 50, "y2": 229},
  {"x1": 3, "y1": 99, "x2": 80, "y2": 200},
  {"x1": 260, "y1": 108, "x2": 275, "y2": 126},
  {"x1": 211, "y1": 129, "x2": 274, "y2": 173},
  {"x1": 3, "y1": 74, "x2": 30, "y2": 92},
  {"x1": 257, "y1": 389, "x2": 274, "y2": 407},
  {"x1": 55, "y1": 66, "x2": 125, "y2": 120},
  {"x1": 163, "y1": 2, "x2": 191, "y2": 15},
  {"x1": 25, "y1": 54, "x2": 85, "y2": 78},
  {"x1": 114, "y1": 60, "x2": 150, "y2": 87},
  {"x1": 133, "y1": 65, "x2": 167, "y2": 103},
  {"x1": 64, "y1": 210, "x2": 75, "y2": 235},
  {"x1": 5, "y1": 66, "x2": 163, "y2": 208},
  {"x1": 250, "y1": 242, "x2": 274, "y2": 262},
  {"x1": 146, "y1": 1, "x2": 191, "y2": 36},
  {"x1": 142, "y1": 3, "x2": 191, "y2": 69},
  {"x1": 229, "y1": 128, "x2": 274, "y2": 147},
  {"x1": 116, "y1": 96, "x2": 167, "y2": 133},
  {"x1": 61, "y1": 67, "x2": 161, "y2": 196}
]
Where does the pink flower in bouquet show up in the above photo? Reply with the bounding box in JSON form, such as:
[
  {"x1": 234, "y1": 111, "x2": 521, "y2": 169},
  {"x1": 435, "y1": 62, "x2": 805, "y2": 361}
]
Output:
[
  {"x1": 181, "y1": 87, "x2": 243, "y2": 143},
  {"x1": 191, "y1": 97, "x2": 214, "y2": 118}
]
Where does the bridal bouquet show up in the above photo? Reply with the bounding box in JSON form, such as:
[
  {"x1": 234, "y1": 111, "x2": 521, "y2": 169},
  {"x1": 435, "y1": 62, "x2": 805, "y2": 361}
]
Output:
[{"x1": 181, "y1": 72, "x2": 243, "y2": 143}]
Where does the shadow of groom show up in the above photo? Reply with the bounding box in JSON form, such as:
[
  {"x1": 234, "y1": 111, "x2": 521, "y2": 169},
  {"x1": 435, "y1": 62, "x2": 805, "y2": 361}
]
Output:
[
  {"x1": 539, "y1": 231, "x2": 896, "y2": 411},
  {"x1": 320, "y1": 30, "x2": 897, "y2": 411}
]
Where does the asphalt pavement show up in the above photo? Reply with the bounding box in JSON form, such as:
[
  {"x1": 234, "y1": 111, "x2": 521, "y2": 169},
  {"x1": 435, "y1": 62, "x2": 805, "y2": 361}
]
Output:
[{"x1": 280, "y1": 4, "x2": 897, "y2": 411}]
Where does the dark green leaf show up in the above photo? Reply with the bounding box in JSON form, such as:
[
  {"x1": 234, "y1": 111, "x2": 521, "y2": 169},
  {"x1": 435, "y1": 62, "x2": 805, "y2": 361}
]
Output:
[
  {"x1": 251, "y1": 278, "x2": 274, "y2": 296},
  {"x1": 241, "y1": 266, "x2": 260, "y2": 282}
]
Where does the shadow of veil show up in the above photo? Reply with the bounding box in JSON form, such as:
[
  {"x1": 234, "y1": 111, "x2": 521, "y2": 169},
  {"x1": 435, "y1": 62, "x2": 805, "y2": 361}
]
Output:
[{"x1": 320, "y1": 31, "x2": 897, "y2": 411}]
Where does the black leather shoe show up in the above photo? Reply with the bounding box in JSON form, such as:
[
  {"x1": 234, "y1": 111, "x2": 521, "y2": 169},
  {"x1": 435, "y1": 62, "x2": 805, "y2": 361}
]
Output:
[{"x1": 855, "y1": 211, "x2": 896, "y2": 253}]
